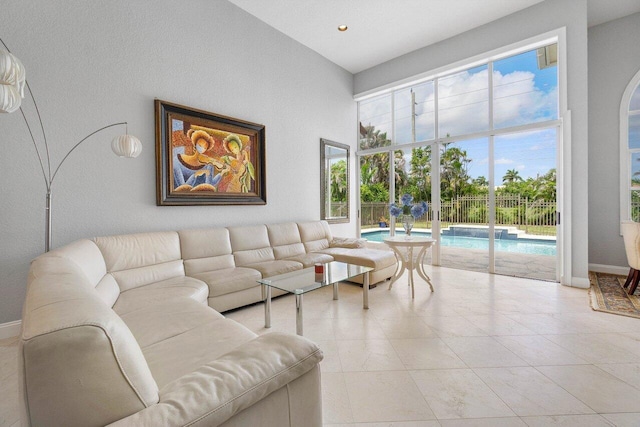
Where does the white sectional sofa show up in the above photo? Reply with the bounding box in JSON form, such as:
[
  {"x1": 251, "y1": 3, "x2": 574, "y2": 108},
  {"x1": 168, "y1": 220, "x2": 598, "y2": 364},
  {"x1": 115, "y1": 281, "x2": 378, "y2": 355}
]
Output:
[{"x1": 19, "y1": 220, "x2": 396, "y2": 426}]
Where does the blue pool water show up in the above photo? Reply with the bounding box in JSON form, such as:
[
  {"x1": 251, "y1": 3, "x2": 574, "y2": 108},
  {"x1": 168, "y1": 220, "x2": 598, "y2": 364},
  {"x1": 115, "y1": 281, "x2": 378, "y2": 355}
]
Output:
[{"x1": 363, "y1": 230, "x2": 556, "y2": 256}]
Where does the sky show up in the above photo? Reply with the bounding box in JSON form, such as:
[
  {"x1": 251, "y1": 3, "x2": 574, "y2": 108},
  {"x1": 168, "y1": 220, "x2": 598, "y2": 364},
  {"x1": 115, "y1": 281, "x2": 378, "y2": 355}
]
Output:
[{"x1": 359, "y1": 47, "x2": 558, "y2": 181}]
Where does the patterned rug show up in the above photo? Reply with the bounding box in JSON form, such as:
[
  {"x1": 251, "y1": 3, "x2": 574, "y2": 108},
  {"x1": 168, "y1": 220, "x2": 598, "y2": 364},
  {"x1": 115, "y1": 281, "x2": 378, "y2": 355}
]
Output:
[{"x1": 589, "y1": 271, "x2": 640, "y2": 319}]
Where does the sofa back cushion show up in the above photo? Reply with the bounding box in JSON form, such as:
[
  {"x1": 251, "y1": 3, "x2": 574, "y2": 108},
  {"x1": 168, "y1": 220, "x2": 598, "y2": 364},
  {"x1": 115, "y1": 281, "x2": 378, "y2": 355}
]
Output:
[
  {"x1": 267, "y1": 222, "x2": 306, "y2": 260},
  {"x1": 35, "y1": 238, "x2": 121, "y2": 307},
  {"x1": 298, "y1": 221, "x2": 333, "y2": 252},
  {"x1": 228, "y1": 225, "x2": 275, "y2": 266},
  {"x1": 22, "y1": 253, "x2": 159, "y2": 426},
  {"x1": 94, "y1": 232, "x2": 184, "y2": 292},
  {"x1": 179, "y1": 228, "x2": 235, "y2": 275}
]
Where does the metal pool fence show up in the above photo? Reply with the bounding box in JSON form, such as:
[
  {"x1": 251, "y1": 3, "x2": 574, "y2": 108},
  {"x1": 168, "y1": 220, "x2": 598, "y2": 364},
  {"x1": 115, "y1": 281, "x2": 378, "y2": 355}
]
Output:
[{"x1": 358, "y1": 195, "x2": 557, "y2": 236}]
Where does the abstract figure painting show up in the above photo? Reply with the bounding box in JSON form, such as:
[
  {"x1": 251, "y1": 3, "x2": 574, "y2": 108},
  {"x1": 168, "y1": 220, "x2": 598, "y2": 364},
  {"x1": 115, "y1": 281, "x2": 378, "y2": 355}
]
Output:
[{"x1": 155, "y1": 100, "x2": 266, "y2": 205}]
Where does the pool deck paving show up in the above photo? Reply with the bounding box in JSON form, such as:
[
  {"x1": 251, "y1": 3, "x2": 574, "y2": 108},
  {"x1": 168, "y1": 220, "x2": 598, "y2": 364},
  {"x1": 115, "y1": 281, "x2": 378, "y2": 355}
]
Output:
[{"x1": 364, "y1": 229, "x2": 557, "y2": 282}]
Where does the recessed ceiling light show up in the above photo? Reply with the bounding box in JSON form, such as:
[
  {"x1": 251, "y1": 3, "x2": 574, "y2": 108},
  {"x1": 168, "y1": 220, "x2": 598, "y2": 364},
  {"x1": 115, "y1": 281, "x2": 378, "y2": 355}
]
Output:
[{"x1": 338, "y1": 25, "x2": 348, "y2": 32}]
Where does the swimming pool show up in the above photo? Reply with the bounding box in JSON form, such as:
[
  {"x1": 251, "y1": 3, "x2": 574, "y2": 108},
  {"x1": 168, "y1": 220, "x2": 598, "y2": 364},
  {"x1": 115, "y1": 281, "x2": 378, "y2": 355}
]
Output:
[{"x1": 363, "y1": 230, "x2": 556, "y2": 256}]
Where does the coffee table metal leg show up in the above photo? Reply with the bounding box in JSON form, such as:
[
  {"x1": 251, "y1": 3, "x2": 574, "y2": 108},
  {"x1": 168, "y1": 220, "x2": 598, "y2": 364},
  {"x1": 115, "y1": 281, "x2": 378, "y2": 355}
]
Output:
[
  {"x1": 333, "y1": 281, "x2": 339, "y2": 300},
  {"x1": 363, "y1": 272, "x2": 370, "y2": 309},
  {"x1": 296, "y1": 293, "x2": 303, "y2": 335},
  {"x1": 263, "y1": 284, "x2": 271, "y2": 328}
]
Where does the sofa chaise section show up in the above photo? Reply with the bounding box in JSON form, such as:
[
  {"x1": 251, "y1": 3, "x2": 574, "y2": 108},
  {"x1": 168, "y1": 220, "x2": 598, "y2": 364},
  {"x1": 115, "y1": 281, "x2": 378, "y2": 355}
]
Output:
[{"x1": 297, "y1": 220, "x2": 397, "y2": 285}]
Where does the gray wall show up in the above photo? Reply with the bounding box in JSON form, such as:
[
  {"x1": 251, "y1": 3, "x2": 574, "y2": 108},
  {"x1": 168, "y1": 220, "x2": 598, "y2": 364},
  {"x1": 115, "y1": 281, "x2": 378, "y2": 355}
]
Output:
[
  {"x1": 588, "y1": 12, "x2": 640, "y2": 269},
  {"x1": 0, "y1": 0, "x2": 356, "y2": 323},
  {"x1": 354, "y1": 0, "x2": 589, "y2": 283}
]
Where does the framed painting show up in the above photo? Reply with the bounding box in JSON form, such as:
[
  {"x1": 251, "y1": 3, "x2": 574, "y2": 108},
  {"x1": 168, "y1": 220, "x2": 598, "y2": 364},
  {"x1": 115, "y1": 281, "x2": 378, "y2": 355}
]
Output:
[{"x1": 155, "y1": 100, "x2": 266, "y2": 205}]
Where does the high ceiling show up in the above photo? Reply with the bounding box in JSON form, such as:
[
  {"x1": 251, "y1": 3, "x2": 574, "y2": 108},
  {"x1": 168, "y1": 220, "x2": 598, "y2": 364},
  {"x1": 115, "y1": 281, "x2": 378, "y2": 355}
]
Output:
[{"x1": 227, "y1": 0, "x2": 640, "y2": 74}]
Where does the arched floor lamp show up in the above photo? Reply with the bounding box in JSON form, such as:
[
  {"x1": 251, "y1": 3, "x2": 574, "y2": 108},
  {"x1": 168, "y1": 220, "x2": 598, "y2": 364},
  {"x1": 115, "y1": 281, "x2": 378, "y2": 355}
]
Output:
[{"x1": 0, "y1": 37, "x2": 142, "y2": 252}]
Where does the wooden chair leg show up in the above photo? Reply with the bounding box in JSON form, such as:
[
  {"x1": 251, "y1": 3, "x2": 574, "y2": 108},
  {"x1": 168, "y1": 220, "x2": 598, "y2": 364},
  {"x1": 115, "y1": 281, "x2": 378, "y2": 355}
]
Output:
[
  {"x1": 624, "y1": 268, "x2": 635, "y2": 288},
  {"x1": 629, "y1": 270, "x2": 640, "y2": 295}
]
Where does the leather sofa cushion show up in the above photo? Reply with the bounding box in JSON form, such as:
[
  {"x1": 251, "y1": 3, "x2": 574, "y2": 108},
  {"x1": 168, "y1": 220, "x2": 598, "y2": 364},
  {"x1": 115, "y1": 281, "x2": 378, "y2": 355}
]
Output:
[
  {"x1": 95, "y1": 232, "x2": 185, "y2": 291},
  {"x1": 267, "y1": 223, "x2": 306, "y2": 259},
  {"x1": 245, "y1": 260, "x2": 303, "y2": 277},
  {"x1": 111, "y1": 260, "x2": 186, "y2": 292},
  {"x1": 179, "y1": 228, "x2": 236, "y2": 275},
  {"x1": 94, "y1": 232, "x2": 182, "y2": 272},
  {"x1": 119, "y1": 299, "x2": 225, "y2": 349},
  {"x1": 184, "y1": 254, "x2": 236, "y2": 275},
  {"x1": 298, "y1": 221, "x2": 332, "y2": 252},
  {"x1": 286, "y1": 252, "x2": 334, "y2": 268},
  {"x1": 229, "y1": 225, "x2": 278, "y2": 266},
  {"x1": 319, "y1": 247, "x2": 397, "y2": 270},
  {"x1": 179, "y1": 227, "x2": 233, "y2": 259},
  {"x1": 141, "y1": 318, "x2": 257, "y2": 388},
  {"x1": 107, "y1": 333, "x2": 323, "y2": 427},
  {"x1": 273, "y1": 242, "x2": 306, "y2": 259},
  {"x1": 113, "y1": 276, "x2": 208, "y2": 315},
  {"x1": 191, "y1": 267, "x2": 262, "y2": 297}
]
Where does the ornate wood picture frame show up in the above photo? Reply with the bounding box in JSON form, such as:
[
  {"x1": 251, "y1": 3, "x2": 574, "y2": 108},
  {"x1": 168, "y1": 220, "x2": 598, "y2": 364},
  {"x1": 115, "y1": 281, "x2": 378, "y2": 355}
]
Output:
[{"x1": 155, "y1": 100, "x2": 266, "y2": 205}]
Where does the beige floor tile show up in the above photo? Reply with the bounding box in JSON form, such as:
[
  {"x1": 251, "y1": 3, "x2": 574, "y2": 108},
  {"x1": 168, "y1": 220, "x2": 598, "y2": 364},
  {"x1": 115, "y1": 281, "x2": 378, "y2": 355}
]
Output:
[
  {"x1": 543, "y1": 334, "x2": 639, "y2": 364},
  {"x1": 494, "y1": 335, "x2": 589, "y2": 366},
  {"x1": 474, "y1": 367, "x2": 593, "y2": 416},
  {"x1": 337, "y1": 339, "x2": 405, "y2": 372},
  {"x1": 410, "y1": 369, "x2": 514, "y2": 419},
  {"x1": 536, "y1": 365, "x2": 640, "y2": 413},
  {"x1": 0, "y1": 372, "x2": 20, "y2": 427},
  {"x1": 601, "y1": 412, "x2": 640, "y2": 427},
  {"x1": 595, "y1": 363, "x2": 640, "y2": 389},
  {"x1": 0, "y1": 345, "x2": 18, "y2": 383},
  {"x1": 333, "y1": 317, "x2": 387, "y2": 340},
  {"x1": 379, "y1": 317, "x2": 438, "y2": 339},
  {"x1": 439, "y1": 418, "x2": 527, "y2": 427},
  {"x1": 420, "y1": 316, "x2": 488, "y2": 338},
  {"x1": 598, "y1": 331, "x2": 640, "y2": 356},
  {"x1": 322, "y1": 372, "x2": 354, "y2": 424},
  {"x1": 390, "y1": 338, "x2": 466, "y2": 370},
  {"x1": 316, "y1": 340, "x2": 342, "y2": 373},
  {"x1": 344, "y1": 371, "x2": 436, "y2": 422},
  {"x1": 520, "y1": 414, "x2": 614, "y2": 426},
  {"x1": 502, "y1": 313, "x2": 584, "y2": 334},
  {"x1": 442, "y1": 336, "x2": 528, "y2": 368},
  {"x1": 464, "y1": 314, "x2": 537, "y2": 336},
  {"x1": 325, "y1": 422, "x2": 441, "y2": 427}
]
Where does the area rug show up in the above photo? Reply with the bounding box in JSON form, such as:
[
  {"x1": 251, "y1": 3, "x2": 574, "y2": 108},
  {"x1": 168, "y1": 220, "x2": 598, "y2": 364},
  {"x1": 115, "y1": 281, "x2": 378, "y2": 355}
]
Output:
[{"x1": 589, "y1": 271, "x2": 640, "y2": 319}]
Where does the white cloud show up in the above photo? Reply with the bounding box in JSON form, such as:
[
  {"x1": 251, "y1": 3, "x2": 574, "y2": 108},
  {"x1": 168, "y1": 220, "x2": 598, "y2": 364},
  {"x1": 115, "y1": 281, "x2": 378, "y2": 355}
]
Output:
[{"x1": 495, "y1": 157, "x2": 514, "y2": 165}]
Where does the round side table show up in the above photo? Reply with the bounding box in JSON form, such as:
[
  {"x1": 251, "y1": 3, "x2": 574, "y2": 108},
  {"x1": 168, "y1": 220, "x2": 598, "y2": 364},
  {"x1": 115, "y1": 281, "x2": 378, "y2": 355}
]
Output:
[{"x1": 383, "y1": 236, "x2": 435, "y2": 298}]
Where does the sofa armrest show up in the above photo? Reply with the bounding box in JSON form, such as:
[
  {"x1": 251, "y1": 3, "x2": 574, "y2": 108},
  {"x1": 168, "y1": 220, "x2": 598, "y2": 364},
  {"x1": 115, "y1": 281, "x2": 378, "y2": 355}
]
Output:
[{"x1": 107, "y1": 332, "x2": 323, "y2": 427}]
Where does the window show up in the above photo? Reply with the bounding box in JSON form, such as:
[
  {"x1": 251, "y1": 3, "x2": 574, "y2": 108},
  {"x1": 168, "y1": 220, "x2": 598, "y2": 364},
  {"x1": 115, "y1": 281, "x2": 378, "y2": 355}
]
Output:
[{"x1": 622, "y1": 76, "x2": 640, "y2": 222}]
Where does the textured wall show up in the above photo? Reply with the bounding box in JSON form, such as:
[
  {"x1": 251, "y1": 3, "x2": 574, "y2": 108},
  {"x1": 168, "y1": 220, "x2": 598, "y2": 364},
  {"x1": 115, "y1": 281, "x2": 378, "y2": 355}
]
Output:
[
  {"x1": 588, "y1": 12, "x2": 640, "y2": 268},
  {"x1": 0, "y1": 0, "x2": 356, "y2": 323},
  {"x1": 354, "y1": 0, "x2": 590, "y2": 284}
]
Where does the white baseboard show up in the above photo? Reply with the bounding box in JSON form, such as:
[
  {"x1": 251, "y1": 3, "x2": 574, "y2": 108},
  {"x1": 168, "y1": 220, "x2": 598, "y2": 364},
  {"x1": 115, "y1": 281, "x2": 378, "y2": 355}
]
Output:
[
  {"x1": 570, "y1": 276, "x2": 590, "y2": 289},
  {"x1": 589, "y1": 263, "x2": 629, "y2": 276},
  {"x1": 0, "y1": 320, "x2": 21, "y2": 340}
]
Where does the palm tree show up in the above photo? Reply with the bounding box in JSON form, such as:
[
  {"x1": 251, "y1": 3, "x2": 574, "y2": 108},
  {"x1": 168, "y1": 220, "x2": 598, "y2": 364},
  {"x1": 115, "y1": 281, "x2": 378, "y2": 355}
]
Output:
[
  {"x1": 359, "y1": 125, "x2": 391, "y2": 185},
  {"x1": 441, "y1": 146, "x2": 471, "y2": 199},
  {"x1": 329, "y1": 160, "x2": 347, "y2": 201},
  {"x1": 503, "y1": 169, "x2": 523, "y2": 184},
  {"x1": 473, "y1": 176, "x2": 489, "y2": 187}
]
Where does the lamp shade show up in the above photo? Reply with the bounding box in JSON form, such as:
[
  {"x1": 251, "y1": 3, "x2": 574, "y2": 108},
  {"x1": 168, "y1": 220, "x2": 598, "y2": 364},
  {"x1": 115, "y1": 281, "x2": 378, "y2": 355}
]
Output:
[
  {"x1": 0, "y1": 50, "x2": 25, "y2": 114},
  {"x1": 111, "y1": 135, "x2": 142, "y2": 158},
  {"x1": 0, "y1": 84, "x2": 21, "y2": 113}
]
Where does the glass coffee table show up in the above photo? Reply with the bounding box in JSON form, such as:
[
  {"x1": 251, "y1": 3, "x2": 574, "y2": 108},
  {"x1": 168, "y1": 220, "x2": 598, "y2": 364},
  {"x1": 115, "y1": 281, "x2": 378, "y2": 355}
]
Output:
[{"x1": 258, "y1": 261, "x2": 373, "y2": 336}]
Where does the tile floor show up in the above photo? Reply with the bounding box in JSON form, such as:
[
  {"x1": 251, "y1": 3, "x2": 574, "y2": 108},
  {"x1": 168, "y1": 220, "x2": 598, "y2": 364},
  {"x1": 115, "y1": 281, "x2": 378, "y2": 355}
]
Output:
[{"x1": 3, "y1": 266, "x2": 640, "y2": 426}]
